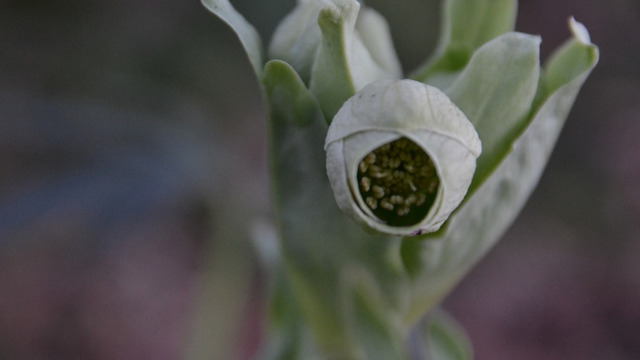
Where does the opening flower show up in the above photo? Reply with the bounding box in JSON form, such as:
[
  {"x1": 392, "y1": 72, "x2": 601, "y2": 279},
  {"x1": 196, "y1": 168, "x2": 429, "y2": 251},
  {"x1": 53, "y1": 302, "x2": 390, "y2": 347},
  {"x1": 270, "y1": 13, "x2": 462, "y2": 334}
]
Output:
[{"x1": 325, "y1": 79, "x2": 481, "y2": 236}]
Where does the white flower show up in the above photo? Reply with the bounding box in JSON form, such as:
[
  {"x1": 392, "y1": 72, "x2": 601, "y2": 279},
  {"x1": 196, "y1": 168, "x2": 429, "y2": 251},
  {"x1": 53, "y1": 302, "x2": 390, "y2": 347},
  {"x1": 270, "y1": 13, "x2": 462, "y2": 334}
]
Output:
[{"x1": 325, "y1": 79, "x2": 481, "y2": 236}]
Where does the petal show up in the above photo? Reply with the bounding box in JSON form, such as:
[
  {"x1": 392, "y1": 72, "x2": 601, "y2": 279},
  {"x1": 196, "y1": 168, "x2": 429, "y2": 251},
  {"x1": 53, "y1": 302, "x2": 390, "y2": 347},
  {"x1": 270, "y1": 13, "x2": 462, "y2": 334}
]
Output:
[{"x1": 326, "y1": 80, "x2": 480, "y2": 157}]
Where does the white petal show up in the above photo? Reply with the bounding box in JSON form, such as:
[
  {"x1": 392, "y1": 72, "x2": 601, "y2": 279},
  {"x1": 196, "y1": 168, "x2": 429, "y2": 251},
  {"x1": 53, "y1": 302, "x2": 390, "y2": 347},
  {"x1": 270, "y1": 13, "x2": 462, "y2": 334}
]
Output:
[{"x1": 326, "y1": 79, "x2": 481, "y2": 157}]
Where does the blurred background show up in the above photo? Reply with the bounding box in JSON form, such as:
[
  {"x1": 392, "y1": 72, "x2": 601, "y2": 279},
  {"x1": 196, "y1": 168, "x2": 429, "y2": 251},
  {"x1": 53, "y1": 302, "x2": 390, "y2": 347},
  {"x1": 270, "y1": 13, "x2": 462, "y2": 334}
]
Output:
[{"x1": 0, "y1": 0, "x2": 638, "y2": 359}]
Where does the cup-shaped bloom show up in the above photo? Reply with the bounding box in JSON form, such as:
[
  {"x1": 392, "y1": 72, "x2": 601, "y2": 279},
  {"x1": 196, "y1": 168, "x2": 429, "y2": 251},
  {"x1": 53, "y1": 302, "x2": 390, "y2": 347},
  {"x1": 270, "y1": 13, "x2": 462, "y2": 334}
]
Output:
[{"x1": 325, "y1": 79, "x2": 481, "y2": 236}]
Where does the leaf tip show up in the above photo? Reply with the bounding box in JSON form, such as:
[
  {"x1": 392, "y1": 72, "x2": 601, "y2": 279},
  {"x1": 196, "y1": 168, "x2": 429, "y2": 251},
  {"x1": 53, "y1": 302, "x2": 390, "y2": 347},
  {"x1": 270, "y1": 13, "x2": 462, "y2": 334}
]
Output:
[{"x1": 569, "y1": 17, "x2": 592, "y2": 45}]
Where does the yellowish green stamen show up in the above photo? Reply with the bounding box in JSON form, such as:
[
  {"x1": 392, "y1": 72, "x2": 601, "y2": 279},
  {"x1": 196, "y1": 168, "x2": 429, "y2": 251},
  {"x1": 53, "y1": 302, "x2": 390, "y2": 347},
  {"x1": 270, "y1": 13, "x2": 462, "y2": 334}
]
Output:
[{"x1": 356, "y1": 137, "x2": 439, "y2": 226}]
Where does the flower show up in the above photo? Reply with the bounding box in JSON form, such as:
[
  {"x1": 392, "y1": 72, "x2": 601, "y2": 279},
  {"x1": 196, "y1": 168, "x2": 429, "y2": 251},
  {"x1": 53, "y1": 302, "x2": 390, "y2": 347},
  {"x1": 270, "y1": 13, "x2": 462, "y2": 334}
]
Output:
[{"x1": 325, "y1": 79, "x2": 481, "y2": 236}]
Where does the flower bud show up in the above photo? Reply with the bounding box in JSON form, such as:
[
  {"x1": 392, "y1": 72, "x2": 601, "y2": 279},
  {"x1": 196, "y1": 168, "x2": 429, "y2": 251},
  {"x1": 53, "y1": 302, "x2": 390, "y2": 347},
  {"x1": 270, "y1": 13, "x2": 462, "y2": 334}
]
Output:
[
  {"x1": 268, "y1": 0, "x2": 401, "y2": 85},
  {"x1": 325, "y1": 79, "x2": 481, "y2": 236}
]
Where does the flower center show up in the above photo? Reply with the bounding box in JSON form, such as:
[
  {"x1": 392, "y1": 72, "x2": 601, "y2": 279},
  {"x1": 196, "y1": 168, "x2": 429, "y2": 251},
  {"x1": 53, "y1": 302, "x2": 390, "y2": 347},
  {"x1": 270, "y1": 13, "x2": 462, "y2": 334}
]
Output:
[{"x1": 356, "y1": 137, "x2": 439, "y2": 227}]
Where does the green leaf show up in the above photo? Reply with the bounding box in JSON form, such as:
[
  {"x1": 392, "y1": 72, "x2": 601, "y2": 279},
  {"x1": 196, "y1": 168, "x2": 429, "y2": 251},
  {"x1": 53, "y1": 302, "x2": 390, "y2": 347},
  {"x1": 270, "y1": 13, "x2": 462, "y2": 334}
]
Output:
[
  {"x1": 264, "y1": 58, "x2": 348, "y2": 354},
  {"x1": 446, "y1": 32, "x2": 541, "y2": 194},
  {"x1": 445, "y1": 0, "x2": 517, "y2": 52},
  {"x1": 308, "y1": 2, "x2": 359, "y2": 121},
  {"x1": 403, "y1": 25, "x2": 598, "y2": 324},
  {"x1": 535, "y1": 18, "x2": 600, "y2": 111},
  {"x1": 423, "y1": 310, "x2": 473, "y2": 360},
  {"x1": 202, "y1": 0, "x2": 264, "y2": 78},
  {"x1": 342, "y1": 269, "x2": 405, "y2": 360},
  {"x1": 256, "y1": 252, "x2": 324, "y2": 360},
  {"x1": 412, "y1": 0, "x2": 517, "y2": 82},
  {"x1": 263, "y1": 60, "x2": 322, "y2": 128},
  {"x1": 264, "y1": 59, "x2": 407, "y2": 359},
  {"x1": 309, "y1": 0, "x2": 398, "y2": 121}
]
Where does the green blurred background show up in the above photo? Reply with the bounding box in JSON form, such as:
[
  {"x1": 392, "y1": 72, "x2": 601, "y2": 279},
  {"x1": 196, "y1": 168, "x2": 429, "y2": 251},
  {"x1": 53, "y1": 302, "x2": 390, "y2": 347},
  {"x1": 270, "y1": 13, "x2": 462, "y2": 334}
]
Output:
[{"x1": 0, "y1": 0, "x2": 638, "y2": 359}]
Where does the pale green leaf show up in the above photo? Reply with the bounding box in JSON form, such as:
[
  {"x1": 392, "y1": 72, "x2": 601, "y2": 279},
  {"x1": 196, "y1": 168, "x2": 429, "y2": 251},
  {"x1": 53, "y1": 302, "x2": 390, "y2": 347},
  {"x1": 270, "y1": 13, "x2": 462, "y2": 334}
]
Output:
[
  {"x1": 403, "y1": 29, "x2": 598, "y2": 324},
  {"x1": 263, "y1": 60, "x2": 322, "y2": 127},
  {"x1": 256, "y1": 254, "x2": 324, "y2": 360},
  {"x1": 342, "y1": 269, "x2": 405, "y2": 360},
  {"x1": 202, "y1": 0, "x2": 264, "y2": 78},
  {"x1": 537, "y1": 18, "x2": 600, "y2": 109},
  {"x1": 309, "y1": 0, "x2": 398, "y2": 121},
  {"x1": 412, "y1": 0, "x2": 517, "y2": 82},
  {"x1": 309, "y1": 3, "x2": 358, "y2": 121},
  {"x1": 264, "y1": 58, "x2": 349, "y2": 353},
  {"x1": 264, "y1": 60, "x2": 407, "y2": 358},
  {"x1": 446, "y1": 32, "x2": 541, "y2": 193},
  {"x1": 424, "y1": 310, "x2": 473, "y2": 360}
]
